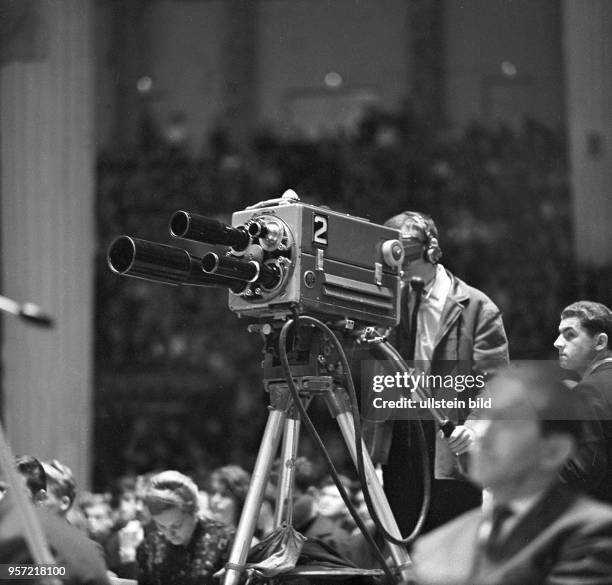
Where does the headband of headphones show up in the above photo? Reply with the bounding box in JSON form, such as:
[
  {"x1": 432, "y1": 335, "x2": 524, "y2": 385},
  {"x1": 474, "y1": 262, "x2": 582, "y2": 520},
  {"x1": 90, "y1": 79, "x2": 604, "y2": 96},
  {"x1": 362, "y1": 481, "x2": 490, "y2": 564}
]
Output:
[{"x1": 396, "y1": 212, "x2": 442, "y2": 265}]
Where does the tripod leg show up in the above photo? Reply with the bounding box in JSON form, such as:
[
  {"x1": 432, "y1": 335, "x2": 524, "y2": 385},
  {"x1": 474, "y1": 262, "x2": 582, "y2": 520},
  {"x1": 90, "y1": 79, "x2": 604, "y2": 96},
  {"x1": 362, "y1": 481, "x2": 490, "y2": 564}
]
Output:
[
  {"x1": 223, "y1": 408, "x2": 287, "y2": 585},
  {"x1": 332, "y1": 407, "x2": 413, "y2": 582},
  {"x1": 274, "y1": 416, "x2": 301, "y2": 527}
]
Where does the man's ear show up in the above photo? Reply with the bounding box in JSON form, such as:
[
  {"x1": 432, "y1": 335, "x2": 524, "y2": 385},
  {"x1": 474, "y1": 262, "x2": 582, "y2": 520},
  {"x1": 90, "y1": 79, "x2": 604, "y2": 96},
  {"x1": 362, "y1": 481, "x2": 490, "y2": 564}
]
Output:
[
  {"x1": 595, "y1": 332, "x2": 609, "y2": 352},
  {"x1": 60, "y1": 495, "x2": 72, "y2": 512},
  {"x1": 541, "y1": 435, "x2": 574, "y2": 471}
]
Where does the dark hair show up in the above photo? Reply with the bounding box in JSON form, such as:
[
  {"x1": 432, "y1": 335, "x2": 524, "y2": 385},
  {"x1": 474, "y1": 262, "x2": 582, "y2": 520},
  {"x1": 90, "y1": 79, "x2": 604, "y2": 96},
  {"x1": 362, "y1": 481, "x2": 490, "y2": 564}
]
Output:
[
  {"x1": 491, "y1": 364, "x2": 585, "y2": 443},
  {"x1": 384, "y1": 211, "x2": 440, "y2": 245},
  {"x1": 42, "y1": 459, "x2": 76, "y2": 506},
  {"x1": 270, "y1": 457, "x2": 321, "y2": 493},
  {"x1": 208, "y1": 465, "x2": 251, "y2": 519},
  {"x1": 561, "y1": 301, "x2": 612, "y2": 349},
  {"x1": 15, "y1": 455, "x2": 46, "y2": 496},
  {"x1": 110, "y1": 474, "x2": 138, "y2": 509}
]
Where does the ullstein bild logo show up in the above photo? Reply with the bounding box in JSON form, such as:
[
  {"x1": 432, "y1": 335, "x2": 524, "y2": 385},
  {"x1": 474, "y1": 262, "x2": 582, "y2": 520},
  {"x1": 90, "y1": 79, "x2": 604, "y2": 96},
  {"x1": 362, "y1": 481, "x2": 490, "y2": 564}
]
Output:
[{"x1": 370, "y1": 395, "x2": 492, "y2": 411}]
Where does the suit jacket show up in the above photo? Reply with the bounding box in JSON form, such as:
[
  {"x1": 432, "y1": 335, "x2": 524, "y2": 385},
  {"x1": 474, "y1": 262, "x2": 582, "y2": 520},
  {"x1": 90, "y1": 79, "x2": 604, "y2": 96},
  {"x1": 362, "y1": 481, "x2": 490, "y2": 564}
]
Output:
[
  {"x1": 410, "y1": 483, "x2": 612, "y2": 585},
  {"x1": 0, "y1": 494, "x2": 110, "y2": 585},
  {"x1": 361, "y1": 268, "x2": 509, "y2": 478},
  {"x1": 565, "y1": 360, "x2": 612, "y2": 502}
]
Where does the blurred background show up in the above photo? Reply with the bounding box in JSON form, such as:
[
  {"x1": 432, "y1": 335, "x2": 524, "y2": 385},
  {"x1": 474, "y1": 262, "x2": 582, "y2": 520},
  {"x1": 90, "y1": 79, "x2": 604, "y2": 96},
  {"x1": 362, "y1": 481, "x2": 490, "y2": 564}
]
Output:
[{"x1": 0, "y1": 0, "x2": 611, "y2": 492}]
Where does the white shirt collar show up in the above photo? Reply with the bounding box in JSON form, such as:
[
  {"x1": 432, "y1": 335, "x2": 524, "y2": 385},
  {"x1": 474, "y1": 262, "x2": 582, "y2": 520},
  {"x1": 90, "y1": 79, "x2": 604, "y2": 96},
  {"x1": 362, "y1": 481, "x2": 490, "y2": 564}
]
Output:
[
  {"x1": 422, "y1": 264, "x2": 450, "y2": 302},
  {"x1": 484, "y1": 491, "x2": 543, "y2": 519}
]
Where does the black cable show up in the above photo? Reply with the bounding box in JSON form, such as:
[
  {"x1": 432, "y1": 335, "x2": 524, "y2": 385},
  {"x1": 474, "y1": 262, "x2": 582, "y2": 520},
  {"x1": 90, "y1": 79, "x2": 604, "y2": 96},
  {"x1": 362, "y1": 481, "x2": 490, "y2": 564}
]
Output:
[
  {"x1": 306, "y1": 318, "x2": 430, "y2": 546},
  {"x1": 279, "y1": 316, "x2": 431, "y2": 556},
  {"x1": 366, "y1": 338, "x2": 432, "y2": 541},
  {"x1": 278, "y1": 318, "x2": 396, "y2": 584}
]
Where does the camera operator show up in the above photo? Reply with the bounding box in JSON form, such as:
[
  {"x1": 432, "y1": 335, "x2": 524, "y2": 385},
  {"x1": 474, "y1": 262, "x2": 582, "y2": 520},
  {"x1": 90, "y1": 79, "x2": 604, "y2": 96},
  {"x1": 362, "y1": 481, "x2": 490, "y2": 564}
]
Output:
[{"x1": 365, "y1": 211, "x2": 509, "y2": 536}]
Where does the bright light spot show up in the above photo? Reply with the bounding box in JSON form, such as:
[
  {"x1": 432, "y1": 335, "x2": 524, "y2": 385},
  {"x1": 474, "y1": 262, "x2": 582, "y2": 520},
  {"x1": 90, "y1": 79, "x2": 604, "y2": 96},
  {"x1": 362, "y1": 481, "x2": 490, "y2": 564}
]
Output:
[
  {"x1": 501, "y1": 61, "x2": 517, "y2": 77},
  {"x1": 137, "y1": 76, "x2": 153, "y2": 94},
  {"x1": 324, "y1": 71, "x2": 343, "y2": 88}
]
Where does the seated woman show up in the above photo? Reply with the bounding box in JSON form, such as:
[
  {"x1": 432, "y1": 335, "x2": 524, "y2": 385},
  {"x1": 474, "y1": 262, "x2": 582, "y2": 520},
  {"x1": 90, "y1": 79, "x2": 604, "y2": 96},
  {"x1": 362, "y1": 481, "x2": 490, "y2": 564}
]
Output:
[
  {"x1": 207, "y1": 465, "x2": 251, "y2": 528},
  {"x1": 137, "y1": 470, "x2": 234, "y2": 585}
]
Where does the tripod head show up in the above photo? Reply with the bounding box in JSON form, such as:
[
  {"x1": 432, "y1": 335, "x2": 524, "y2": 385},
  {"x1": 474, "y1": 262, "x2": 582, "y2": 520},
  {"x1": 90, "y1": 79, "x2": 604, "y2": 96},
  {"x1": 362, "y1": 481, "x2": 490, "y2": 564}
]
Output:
[{"x1": 249, "y1": 318, "x2": 349, "y2": 387}]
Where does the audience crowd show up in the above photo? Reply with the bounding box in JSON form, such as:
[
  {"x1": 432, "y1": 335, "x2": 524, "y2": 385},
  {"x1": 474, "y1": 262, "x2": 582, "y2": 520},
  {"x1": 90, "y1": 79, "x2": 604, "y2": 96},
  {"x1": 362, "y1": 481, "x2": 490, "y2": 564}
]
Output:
[
  {"x1": 95, "y1": 102, "x2": 596, "y2": 487},
  {"x1": 1, "y1": 453, "x2": 375, "y2": 582}
]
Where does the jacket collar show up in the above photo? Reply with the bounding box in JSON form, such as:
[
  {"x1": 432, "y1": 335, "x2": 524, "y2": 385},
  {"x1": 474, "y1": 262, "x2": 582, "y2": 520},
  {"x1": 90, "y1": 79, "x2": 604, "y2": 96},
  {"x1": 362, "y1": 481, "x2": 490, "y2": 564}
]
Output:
[
  {"x1": 584, "y1": 356, "x2": 612, "y2": 378},
  {"x1": 446, "y1": 270, "x2": 470, "y2": 305}
]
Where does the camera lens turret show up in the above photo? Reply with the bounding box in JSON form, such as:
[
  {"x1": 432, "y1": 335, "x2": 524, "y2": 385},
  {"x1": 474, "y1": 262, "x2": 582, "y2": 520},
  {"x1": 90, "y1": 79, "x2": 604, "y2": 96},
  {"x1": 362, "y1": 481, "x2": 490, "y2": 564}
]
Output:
[{"x1": 170, "y1": 211, "x2": 250, "y2": 251}]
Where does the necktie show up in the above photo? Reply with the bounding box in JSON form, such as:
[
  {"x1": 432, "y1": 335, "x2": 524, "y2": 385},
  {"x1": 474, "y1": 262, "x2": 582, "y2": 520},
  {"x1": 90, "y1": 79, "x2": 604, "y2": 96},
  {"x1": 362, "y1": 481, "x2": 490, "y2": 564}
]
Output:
[
  {"x1": 484, "y1": 504, "x2": 513, "y2": 557},
  {"x1": 405, "y1": 277, "x2": 424, "y2": 361}
]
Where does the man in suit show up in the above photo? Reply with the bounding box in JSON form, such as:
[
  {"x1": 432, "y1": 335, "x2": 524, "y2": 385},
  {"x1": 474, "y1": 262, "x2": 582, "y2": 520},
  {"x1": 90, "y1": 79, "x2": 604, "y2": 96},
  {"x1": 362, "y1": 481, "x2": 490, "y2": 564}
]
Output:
[
  {"x1": 410, "y1": 364, "x2": 612, "y2": 585},
  {"x1": 364, "y1": 211, "x2": 509, "y2": 536},
  {"x1": 554, "y1": 300, "x2": 612, "y2": 501},
  {"x1": 0, "y1": 458, "x2": 110, "y2": 585}
]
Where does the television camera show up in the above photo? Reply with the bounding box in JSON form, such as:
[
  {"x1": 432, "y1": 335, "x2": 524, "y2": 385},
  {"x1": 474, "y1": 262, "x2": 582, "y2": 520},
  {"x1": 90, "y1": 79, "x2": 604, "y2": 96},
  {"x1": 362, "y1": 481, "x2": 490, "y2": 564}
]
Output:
[{"x1": 108, "y1": 189, "x2": 405, "y2": 328}]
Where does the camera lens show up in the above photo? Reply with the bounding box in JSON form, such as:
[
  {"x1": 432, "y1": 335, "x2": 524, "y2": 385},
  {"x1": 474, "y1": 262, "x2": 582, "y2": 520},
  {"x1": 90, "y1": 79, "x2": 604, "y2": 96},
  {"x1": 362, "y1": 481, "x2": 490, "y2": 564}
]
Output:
[{"x1": 170, "y1": 211, "x2": 250, "y2": 251}]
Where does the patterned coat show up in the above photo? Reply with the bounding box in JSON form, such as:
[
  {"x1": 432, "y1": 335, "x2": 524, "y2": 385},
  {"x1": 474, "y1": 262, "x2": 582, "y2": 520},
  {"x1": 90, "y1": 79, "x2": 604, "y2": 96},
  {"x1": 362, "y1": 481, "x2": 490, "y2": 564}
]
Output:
[{"x1": 137, "y1": 517, "x2": 234, "y2": 585}]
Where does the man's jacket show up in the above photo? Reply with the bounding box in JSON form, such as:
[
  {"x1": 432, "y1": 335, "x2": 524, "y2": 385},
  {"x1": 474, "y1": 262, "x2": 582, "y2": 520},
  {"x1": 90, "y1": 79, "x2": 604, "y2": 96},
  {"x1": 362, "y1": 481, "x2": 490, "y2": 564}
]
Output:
[
  {"x1": 360, "y1": 269, "x2": 509, "y2": 479},
  {"x1": 410, "y1": 482, "x2": 612, "y2": 585}
]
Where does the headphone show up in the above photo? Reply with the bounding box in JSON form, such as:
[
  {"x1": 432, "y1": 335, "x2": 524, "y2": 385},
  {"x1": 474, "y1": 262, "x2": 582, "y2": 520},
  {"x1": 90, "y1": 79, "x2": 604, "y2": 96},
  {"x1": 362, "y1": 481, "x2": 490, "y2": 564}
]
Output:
[
  {"x1": 423, "y1": 226, "x2": 442, "y2": 264},
  {"x1": 398, "y1": 212, "x2": 442, "y2": 265}
]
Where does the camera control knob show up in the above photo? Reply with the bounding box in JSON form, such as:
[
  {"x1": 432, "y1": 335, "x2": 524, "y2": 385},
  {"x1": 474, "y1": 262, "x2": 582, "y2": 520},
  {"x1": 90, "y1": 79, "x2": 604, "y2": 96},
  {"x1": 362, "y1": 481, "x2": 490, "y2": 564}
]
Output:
[
  {"x1": 260, "y1": 219, "x2": 283, "y2": 251},
  {"x1": 381, "y1": 239, "x2": 404, "y2": 267}
]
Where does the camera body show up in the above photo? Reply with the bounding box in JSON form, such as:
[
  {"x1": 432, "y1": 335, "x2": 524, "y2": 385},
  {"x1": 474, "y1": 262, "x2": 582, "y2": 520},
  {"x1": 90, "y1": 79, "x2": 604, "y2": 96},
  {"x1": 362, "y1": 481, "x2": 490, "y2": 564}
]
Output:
[
  {"x1": 107, "y1": 191, "x2": 404, "y2": 328},
  {"x1": 227, "y1": 195, "x2": 404, "y2": 327}
]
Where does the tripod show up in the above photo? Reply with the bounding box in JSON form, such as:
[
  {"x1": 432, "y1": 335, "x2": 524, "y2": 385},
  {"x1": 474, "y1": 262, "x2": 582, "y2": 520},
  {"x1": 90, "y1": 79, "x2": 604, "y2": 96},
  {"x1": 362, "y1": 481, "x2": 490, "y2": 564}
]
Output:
[{"x1": 221, "y1": 318, "x2": 412, "y2": 585}]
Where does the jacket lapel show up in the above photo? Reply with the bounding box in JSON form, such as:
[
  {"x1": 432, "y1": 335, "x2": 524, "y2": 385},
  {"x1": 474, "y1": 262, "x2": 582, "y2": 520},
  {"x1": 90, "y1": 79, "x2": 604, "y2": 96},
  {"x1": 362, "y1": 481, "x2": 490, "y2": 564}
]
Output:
[
  {"x1": 487, "y1": 483, "x2": 576, "y2": 562},
  {"x1": 432, "y1": 272, "x2": 469, "y2": 351}
]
